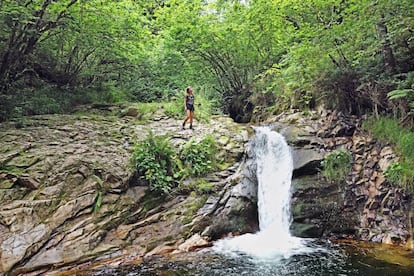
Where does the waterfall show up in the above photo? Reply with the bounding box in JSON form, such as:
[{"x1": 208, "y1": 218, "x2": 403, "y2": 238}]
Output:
[
  {"x1": 213, "y1": 126, "x2": 308, "y2": 258},
  {"x1": 254, "y1": 127, "x2": 293, "y2": 235}
]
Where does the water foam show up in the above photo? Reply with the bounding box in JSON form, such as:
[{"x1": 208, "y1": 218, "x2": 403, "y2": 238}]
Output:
[{"x1": 213, "y1": 127, "x2": 314, "y2": 258}]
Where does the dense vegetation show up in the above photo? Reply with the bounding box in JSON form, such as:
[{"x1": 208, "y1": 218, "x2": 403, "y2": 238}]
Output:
[
  {"x1": 1, "y1": 0, "x2": 413, "y2": 124},
  {"x1": 131, "y1": 132, "x2": 218, "y2": 194}
]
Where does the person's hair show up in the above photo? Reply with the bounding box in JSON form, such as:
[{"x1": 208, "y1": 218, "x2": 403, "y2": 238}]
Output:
[{"x1": 186, "y1": 86, "x2": 192, "y2": 94}]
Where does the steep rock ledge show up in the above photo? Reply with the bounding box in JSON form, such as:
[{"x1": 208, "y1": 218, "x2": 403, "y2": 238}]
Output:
[{"x1": 269, "y1": 109, "x2": 413, "y2": 248}]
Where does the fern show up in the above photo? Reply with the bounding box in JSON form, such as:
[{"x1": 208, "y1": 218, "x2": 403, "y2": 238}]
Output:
[{"x1": 387, "y1": 89, "x2": 414, "y2": 100}]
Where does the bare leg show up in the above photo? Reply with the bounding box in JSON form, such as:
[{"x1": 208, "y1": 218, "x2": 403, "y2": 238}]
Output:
[
  {"x1": 189, "y1": 111, "x2": 194, "y2": 129},
  {"x1": 183, "y1": 109, "x2": 191, "y2": 129}
]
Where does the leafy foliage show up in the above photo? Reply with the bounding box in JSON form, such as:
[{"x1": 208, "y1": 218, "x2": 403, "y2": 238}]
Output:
[
  {"x1": 130, "y1": 132, "x2": 219, "y2": 194},
  {"x1": 322, "y1": 150, "x2": 352, "y2": 182},
  {"x1": 93, "y1": 175, "x2": 104, "y2": 213},
  {"x1": 363, "y1": 117, "x2": 414, "y2": 160},
  {"x1": 384, "y1": 162, "x2": 414, "y2": 192},
  {"x1": 363, "y1": 116, "x2": 414, "y2": 191},
  {"x1": 387, "y1": 71, "x2": 414, "y2": 124},
  {"x1": 1, "y1": 0, "x2": 413, "y2": 125},
  {"x1": 180, "y1": 135, "x2": 218, "y2": 176},
  {"x1": 131, "y1": 132, "x2": 179, "y2": 194}
]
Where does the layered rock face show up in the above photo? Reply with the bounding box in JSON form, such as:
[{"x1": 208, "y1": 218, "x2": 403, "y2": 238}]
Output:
[
  {"x1": 0, "y1": 109, "x2": 252, "y2": 275},
  {"x1": 274, "y1": 110, "x2": 413, "y2": 248}
]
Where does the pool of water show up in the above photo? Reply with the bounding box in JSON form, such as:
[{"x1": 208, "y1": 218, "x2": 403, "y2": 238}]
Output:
[{"x1": 91, "y1": 239, "x2": 414, "y2": 276}]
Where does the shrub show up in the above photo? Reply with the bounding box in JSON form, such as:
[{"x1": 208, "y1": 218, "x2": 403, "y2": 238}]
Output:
[
  {"x1": 363, "y1": 116, "x2": 414, "y2": 192},
  {"x1": 400, "y1": 132, "x2": 414, "y2": 161},
  {"x1": 131, "y1": 132, "x2": 180, "y2": 194},
  {"x1": 363, "y1": 117, "x2": 401, "y2": 145},
  {"x1": 130, "y1": 133, "x2": 219, "y2": 194},
  {"x1": 322, "y1": 150, "x2": 352, "y2": 182},
  {"x1": 93, "y1": 175, "x2": 104, "y2": 213},
  {"x1": 180, "y1": 135, "x2": 218, "y2": 176},
  {"x1": 163, "y1": 98, "x2": 184, "y2": 119},
  {"x1": 163, "y1": 93, "x2": 214, "y2": 122},
  {"x1": 384, "y1": 161, "x2": 414, "y2": 192}
]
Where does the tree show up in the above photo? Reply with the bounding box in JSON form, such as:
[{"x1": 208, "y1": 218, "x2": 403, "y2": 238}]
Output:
[{"x1": 0, "y1": 0, "x2": 78, "y2": 92}]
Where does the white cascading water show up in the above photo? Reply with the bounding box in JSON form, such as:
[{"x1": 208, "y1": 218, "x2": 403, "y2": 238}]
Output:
[{"x1": 213, "y1": 126, "x2": 309, "y2": 258}]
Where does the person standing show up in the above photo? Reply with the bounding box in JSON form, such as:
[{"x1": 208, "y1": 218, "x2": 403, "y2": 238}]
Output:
[{"x1": 182, "y1": 86, "x2": 195, "y2": 130}]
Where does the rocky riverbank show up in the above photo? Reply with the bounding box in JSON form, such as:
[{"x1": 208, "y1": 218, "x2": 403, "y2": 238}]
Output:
[{"x1": 0, "y1": 105, "x2": 413, "y2": 275}]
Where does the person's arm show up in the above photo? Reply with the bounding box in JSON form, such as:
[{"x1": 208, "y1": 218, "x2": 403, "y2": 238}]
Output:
[{"x1": 184, "y1": 96, "x2": 187, "y2": 110}]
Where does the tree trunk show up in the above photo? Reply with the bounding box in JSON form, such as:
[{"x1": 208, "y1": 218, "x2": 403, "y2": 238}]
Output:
[{"x1": 377, "y1": 14, "x2": 396, "y2": 75}]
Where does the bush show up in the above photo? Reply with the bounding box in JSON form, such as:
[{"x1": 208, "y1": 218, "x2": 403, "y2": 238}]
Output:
[
  {"x1": 164, "y1": 93, "x2": 214, "y2": 122},
  {"x1": 384, "y1": 161, "x2": 414, "y2": 192},
  {"x1": 363, "y1": 117, "x2": 401, "y2": 144},
  {"x1": 134, "y1": 102, "x2": 160, "y2": 121},
  {"x1": 163, "y1": 98, "x2": 183, "y2": 119},
  {"x1": 363, "y1": 116, "x2": 414, "y2": 192},
  {"x1": 180, "y1": 135, "x2": 218, "y2": 176},
  {"x1": 322, "y1": 150, "x2": 352, "y2": 182},
  {"x1": 131, "y1": 132, "x2": 180, "y2": 194},
  {"x1": 130, "y1": 133, "x2": 219, "y2": 194},
  {"x1": 363, "y1": 116, "x2": 414, "y2": 161}
]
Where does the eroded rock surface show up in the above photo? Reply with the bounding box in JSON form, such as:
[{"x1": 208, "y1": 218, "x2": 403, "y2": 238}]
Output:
[{"x1": 0, "y1": 109, "x2": 252, "y2": 275}]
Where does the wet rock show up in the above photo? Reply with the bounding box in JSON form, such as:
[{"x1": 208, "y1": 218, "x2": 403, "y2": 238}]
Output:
[
  {"x1": 16, "y1": 176, "x2": 40, "y2": 190},
  {"x1": 174, "y1": 234, "x2": 210, "y2": 253},
  {"x1": 291, "y1": 148, "x2": 324, "y2": 177},
  {"x1": 1, "y1": 106, "x2": 413, "y2": 274}
]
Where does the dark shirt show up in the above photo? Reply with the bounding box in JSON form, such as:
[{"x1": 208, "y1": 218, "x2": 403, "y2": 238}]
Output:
[{"x1": 186, "y1": 95, "x2": 194, "y2": 106}]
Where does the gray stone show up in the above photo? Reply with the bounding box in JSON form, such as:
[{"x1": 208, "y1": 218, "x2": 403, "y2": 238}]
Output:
[
  {"x1": 291, "y1": 148, "x2": 325, "y2": 176},
  {"x1": 0, "y1": 224, "x2": 49, "y2": 272}
]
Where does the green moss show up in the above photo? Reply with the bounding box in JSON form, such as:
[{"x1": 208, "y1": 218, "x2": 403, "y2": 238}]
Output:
[
  {"x1": 197, "y1": 180, "x2": 213, "y2": 193},
  {"x1": 181, "y1": 179, "x2": 214, "y2": 194},
  {"x1": 182, "y1": 193, "x2": 207, "y2": 225},
  {"x1": 217, "y1": 162, "x2": 233, "y2": 171},
  {"x1": 141, "y1": 192, "x2": 166, "y2": 212},
  {"x1": 0, "y1": 179, "x2": 15, "y2": 189},
  {"x1": 0, "y1": 165, "x2": 25, "y2": 175}
]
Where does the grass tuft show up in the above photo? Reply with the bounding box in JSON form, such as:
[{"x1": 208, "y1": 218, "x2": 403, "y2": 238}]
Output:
[{"x1": 363, "y1": 116, "x2": 414, "y2": 192}]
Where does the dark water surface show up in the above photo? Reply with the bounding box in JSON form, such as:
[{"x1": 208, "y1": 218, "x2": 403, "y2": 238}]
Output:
[{"x1": 90, "y1": 240, "x2": 414, "y2": 276}]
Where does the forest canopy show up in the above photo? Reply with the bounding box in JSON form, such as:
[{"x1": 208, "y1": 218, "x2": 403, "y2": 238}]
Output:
[{"x1": 0, "y1": 0, "x2": 413, "y2": 124}]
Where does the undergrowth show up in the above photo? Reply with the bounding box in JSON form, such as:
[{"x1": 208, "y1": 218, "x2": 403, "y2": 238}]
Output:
[
  {"x1": 363, "y1": 116, "x2": 414, "y2": 192},
  {"x1": 322, "y1": 150, "x2": 352, "y2": 183},
  {"x1": 130, "y1": 132, "x2": 219, "y2": 195}
]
